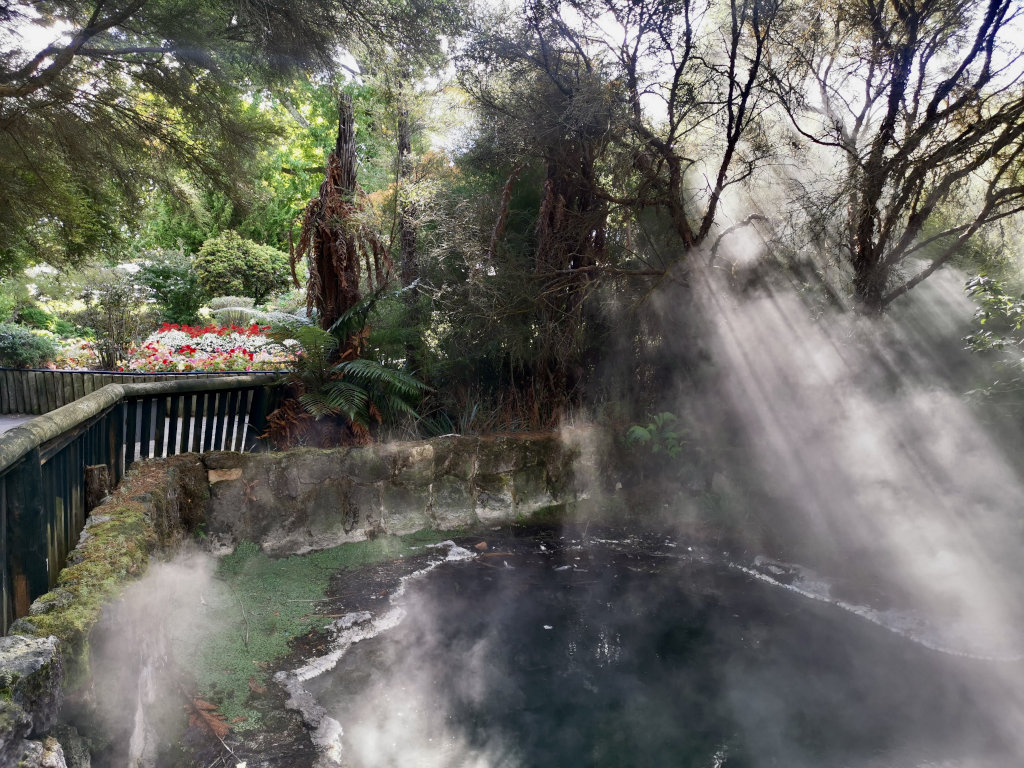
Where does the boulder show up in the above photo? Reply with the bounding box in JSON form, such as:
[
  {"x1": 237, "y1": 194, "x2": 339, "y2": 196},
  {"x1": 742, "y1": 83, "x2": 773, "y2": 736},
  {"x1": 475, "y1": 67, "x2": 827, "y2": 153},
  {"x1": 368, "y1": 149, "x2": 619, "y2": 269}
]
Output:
[
  {"x1": 12, "y1": 736, "x2": 67, "y2": 768},
  {"x1": 0, "y1": 699, "x2": 32, "y2": 767},
  {"x1": 0, "y1": 636, "x2": 62, "y2": 734}
]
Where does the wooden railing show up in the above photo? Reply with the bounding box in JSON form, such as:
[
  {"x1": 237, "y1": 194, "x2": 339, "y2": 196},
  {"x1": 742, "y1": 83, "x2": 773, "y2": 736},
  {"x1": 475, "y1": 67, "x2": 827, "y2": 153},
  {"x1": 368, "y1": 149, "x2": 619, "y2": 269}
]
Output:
[
  {"x1": 0, "y1": 368, "x2": 281, "y2": 415},
  {"x1": 0, "y1": 375, "x2": 282, "y2": 632}
]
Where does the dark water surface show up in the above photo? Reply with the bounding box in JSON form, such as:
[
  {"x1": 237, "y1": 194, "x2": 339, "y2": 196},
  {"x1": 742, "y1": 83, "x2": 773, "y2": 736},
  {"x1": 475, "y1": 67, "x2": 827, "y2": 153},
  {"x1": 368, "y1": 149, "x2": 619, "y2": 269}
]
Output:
[{"x1": 307, "y1": 530, "x2": 1023, "y2": 768}]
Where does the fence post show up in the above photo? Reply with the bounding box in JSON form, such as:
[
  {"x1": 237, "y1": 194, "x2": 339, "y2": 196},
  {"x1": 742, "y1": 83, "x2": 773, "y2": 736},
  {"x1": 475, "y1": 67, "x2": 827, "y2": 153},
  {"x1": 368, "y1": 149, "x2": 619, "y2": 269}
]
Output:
[
  {"x1": 246, "y1": 387, "x2": 269, "y2": 451},
  {"x1": 7, "y1": 450, "x2": 49, "y2": 617}
]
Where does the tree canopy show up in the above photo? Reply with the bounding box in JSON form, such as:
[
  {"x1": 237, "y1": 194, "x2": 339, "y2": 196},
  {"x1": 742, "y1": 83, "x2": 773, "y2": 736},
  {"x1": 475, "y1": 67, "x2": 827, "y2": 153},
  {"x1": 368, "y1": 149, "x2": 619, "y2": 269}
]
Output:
[
  {"x1": 0, "y1": 0, "x2": 458, "y2": 274},
  {"x1": 3, "y1": 0, "x2": 1024, "y2": 430}
]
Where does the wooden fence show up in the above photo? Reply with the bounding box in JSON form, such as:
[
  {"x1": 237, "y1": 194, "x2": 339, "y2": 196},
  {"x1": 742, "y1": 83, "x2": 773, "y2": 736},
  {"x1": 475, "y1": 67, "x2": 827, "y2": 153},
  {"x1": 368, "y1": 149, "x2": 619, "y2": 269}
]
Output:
[
  {"x1": 0, "y1": 374, "x2": 282, "y2": 632},
  {"x1": 0, "y1": 368, "x2": 281, "y2": 415}
]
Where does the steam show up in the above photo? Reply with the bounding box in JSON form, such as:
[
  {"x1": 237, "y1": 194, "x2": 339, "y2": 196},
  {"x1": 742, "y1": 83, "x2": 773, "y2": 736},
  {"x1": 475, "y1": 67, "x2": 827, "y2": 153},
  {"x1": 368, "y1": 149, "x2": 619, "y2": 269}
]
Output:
[
  {"x1": 274, "y1": 541, "x2": 519, "y2": 768},
  {"x1": 75, "y1": 255, "x2": 1024, "y2": 768},
  {"x1": 693, "y1": 262, "x2": 1024, "y2": 658},
  {"x1": 284, "y1": 260, "x2": 1024, "y2": 768},
  {"x1": 81, "y1": 549, "x2": 226, "y2": 768}
]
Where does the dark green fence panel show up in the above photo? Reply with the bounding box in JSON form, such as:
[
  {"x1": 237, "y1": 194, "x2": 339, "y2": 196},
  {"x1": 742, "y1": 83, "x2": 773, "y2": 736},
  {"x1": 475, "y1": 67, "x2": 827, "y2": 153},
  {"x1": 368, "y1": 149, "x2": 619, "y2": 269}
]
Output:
[
  {"x1": 0, "y1": 369, "x2": 281, "y2": 415},
  {"x1": 0, "y1": 375, "x2": 280, "y2": 632}
]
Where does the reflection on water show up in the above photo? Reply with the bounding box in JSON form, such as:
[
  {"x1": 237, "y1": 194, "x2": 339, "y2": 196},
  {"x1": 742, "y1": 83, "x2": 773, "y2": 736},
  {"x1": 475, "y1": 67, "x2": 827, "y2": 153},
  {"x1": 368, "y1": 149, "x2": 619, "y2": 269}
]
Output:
[{"x1": 304, "y1": 531, "x2": 1024, "y2": 768}]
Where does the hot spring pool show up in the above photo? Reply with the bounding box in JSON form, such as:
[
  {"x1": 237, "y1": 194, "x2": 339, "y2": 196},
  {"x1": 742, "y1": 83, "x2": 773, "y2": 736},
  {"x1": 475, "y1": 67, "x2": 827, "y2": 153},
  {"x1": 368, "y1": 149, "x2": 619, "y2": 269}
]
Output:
[{"x1": 293, "y1": 529, "x2": 1023, "y2": 768}]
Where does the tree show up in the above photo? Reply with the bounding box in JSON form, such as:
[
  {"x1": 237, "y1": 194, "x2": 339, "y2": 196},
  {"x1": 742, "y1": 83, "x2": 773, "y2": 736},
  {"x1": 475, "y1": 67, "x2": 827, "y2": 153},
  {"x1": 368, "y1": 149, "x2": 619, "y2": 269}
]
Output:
[
  {"x1": 0, "y1": 0, "x2": 461, "y2": 274},
  {"x1": 770, "y1": 0, "x2": 1024, "y2": 311},
  {"x1": 295, "y1": 91, "x2": 392, "y2": 333},
  {"x1": 472, "y1": 0, "x2": 781, "y2": 255},
  {"x1": 76, "y1": 270, "x2": 155, "y2": 369},
  {"x1": 455, "y1": 0, "x2": 783, "y2": 416},
  {"x1": 460, "y1": 9, "x2": 615, "y2": 412}
]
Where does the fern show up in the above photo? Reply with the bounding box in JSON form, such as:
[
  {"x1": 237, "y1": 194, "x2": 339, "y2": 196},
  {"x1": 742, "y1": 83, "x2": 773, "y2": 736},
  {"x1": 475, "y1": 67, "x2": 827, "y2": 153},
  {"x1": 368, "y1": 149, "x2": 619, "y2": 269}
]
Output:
[
  {"x1": 334, "y1": 358, "x2": 430, "y2": 399},
  {"x1": 270, "y1": 291, "x2": 430, "y2": 431}
]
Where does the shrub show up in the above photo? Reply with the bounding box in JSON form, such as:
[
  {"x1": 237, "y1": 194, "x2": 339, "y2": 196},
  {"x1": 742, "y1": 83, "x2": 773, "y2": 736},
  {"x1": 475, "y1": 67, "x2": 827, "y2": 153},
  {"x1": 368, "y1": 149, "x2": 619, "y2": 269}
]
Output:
[
  {"x1": 0, "y1": 323, "x2": 58, "y2": 368},
  {"x1": 75, "y1": 271, "x2": 157, "y2": 369},
  {"x1": 208, "y1": 295, "x2": 256, "y2": 327},
  {"x1": 0, "y1": 294, "x2": 17, "y2": 324},
  {"x1": 15, "y1": 304, "x2": 55, "y2": 330},
  {"x1": 194, "y1": 232, "x2": 290, "y2": 304},
  {"x1": 136, "y1": 248, "x2": 205, "y2": 325},
  {"x1": 0, "y1": 278, "x2": 30, "y2": 323},
  {"x1": 52, "y1": 318, "x2": 76, "y2": 337},
  {"x1": 207, "y1": 296, "x2": 255, "y2": 311}
]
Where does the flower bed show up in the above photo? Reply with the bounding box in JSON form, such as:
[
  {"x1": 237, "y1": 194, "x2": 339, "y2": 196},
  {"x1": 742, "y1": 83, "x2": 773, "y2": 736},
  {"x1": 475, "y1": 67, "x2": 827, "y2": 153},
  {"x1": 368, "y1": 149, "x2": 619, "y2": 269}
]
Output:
[
  {"x1": 124, "y1": 323, "x2": 293, "y2": 372},
  {"x1": 48, "y1": 338, "x2": 101, "y2": 370}
]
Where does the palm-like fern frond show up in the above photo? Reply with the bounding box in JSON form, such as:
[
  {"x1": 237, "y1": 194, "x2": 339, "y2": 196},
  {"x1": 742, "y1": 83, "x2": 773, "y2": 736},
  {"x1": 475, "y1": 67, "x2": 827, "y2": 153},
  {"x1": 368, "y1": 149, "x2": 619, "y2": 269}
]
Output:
[
  {"x1": 334, "y1": 358, "x2": 431, "y2": 399},
  {"x1": 320, "y1": 380, "x2": 371, "y2": 424}
]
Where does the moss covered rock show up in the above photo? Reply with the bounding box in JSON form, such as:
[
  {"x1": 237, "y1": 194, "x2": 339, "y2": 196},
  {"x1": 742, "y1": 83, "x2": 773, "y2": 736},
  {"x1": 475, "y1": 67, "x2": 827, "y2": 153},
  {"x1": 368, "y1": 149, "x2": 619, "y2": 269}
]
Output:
[{"x1": 0, "y1": 634, "x2": 62, "y2": 752}]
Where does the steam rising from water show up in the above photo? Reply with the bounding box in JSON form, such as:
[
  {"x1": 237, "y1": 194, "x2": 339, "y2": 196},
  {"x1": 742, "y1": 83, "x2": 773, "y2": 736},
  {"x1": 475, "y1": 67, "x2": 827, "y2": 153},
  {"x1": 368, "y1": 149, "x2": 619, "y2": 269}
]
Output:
[
  {"x1": 696, "y1": 264, "x2": 1024, "y2": 659},
  {"x1": 82, "y1": 550, "x2": 225, "y2": 768},
  {"x1": 76, "y1": 261, "x2": 1024, "y2": 768},
  {"x1": 297, "y1": 266, "x2": 1024, "y2": 767}
]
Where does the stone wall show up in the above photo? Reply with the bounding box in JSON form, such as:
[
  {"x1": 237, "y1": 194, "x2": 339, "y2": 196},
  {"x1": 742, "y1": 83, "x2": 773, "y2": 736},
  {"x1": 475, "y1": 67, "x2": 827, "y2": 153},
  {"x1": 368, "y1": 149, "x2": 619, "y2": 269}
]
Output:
[{"x1": 202, "y1": 433, "x2": 586, "y2": 556}]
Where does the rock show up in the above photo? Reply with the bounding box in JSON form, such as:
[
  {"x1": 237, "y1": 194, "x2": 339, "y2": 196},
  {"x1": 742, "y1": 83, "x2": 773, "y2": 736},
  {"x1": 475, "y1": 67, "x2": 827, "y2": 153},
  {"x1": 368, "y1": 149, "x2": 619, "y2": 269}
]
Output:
[
  {"x1": 206, "y1": 467, "x2": 242, "y2": 484},
  {"x1": 328, "y1": 612, "x2": 372, "y2": 633},
  {"x1": 27, "y1": 592, "x2": 75, "y2": 618},
  {"x1": 0, "y1": 700, "x2": 32, "y2": 767},
  {"x1": 3, "y1": 621, "x2": 38, "y2": 638},
  {"x1": 473, "y1": 473, "x2": 514, "y2": 523},
  {"x1": 203, "y1": 433, "x2": 588, "y2": 555},
  {"x1": 13, "y1": 736, "x2": 67, "y2": 768},
  {"x1": 0, "y1": 636, "x2": 62, "y2": 734},
  {"x1": 49, "y1": 726, "x2": 89, "y2": 768}
]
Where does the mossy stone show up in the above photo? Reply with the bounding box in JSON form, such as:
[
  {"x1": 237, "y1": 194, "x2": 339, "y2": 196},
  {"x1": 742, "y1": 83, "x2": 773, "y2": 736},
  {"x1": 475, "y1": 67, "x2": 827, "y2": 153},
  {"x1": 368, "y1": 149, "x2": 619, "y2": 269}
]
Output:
[{"x1": 343, "y1": 447, "x2": 389, "y2": 483}]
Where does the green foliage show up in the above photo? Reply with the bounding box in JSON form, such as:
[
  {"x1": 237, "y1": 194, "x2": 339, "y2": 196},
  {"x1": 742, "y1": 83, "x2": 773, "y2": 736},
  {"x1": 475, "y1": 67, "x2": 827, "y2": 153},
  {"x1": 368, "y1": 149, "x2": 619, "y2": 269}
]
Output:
[
  {"x1": 0, "y1": 278, "x2": 29, "y2": 322},
  {"x1": 14, "y1": 304, "x2": 54, "y2": 330},
  {"x1": 207, "y1": 296, "x2": 257, "y2": 327},
  {"x1": 625, "y1": 412, "x2": 686, "y2": 459},
  {"x1": 136, "y1": 249, "x2": 205, "y2": 325},
  {"x1": 0, "y1": 323, "x2": 57, "y2": 368},
  {"x1": 13, "y1": 304, "x2": 78, "y2": 337},
  {"x1": 272, "y1": 293, "x2": 430, "y2": 429},
  {"x1": 0, "y1": 0, "x2": 451, "y2": 274},
  {"x1": 964, "y1": 275, "x2": 1024, "y2": 352},
  {"x1": 51, "y1": 319, "x2": 76, "y2": 337},
  {"x1": 194, "y1": 232, "x2": 290, "y2": 304},
  {"x1": 328, "y1": 357, "x2": 430, "y2": 426},
  {"x1": 135, "y1": 73, "x2": 452, "y2": 262},
  {"x1": 208, "y1": 296, "x2": 256, "y2": 311}
]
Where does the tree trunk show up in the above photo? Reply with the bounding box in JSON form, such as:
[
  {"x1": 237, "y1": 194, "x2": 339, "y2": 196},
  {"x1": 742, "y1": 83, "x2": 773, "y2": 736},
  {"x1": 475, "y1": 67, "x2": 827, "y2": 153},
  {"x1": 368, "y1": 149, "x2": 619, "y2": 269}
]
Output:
[
  {"x1": 335, "y1": 92, "x2": 357, "y2": 194},
  {"x1": 533, "y1": 138, "x2": 608, "y2": 407},
  {"x1": 299, "y1": 92, "x2": 363, "y2": 332},
  {"x1": 397, "y1": 106, "x2": 417, "y2": 292}
]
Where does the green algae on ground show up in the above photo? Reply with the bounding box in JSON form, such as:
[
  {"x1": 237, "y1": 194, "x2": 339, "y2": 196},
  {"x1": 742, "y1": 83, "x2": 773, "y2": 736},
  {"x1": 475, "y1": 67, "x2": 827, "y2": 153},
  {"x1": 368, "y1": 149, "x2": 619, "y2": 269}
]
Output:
[{"x1": 192, "y1": 529, "x2": 452, "y2": 730}]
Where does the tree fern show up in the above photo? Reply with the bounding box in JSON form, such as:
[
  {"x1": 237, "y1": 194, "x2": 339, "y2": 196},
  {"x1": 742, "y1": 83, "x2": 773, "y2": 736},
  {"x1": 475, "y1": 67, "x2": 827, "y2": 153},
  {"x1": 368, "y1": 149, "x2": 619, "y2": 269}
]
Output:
[{"x1": 270, "y1": 290, "x2": 430, "y2": 431}]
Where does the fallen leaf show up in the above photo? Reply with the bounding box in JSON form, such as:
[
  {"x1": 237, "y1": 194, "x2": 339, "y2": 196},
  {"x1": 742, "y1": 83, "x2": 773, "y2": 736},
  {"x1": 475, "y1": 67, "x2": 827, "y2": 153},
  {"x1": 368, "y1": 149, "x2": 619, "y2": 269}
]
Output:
[
  {"x1": 187, "y1": 698, "x2": 230, "y2": 740},
  {"x1": 475, "y1": 541, "x2": 488, "y2": 551},
  {"x1": 248, "y1": 677, "x2": 267, "y2": 695}
]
